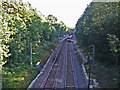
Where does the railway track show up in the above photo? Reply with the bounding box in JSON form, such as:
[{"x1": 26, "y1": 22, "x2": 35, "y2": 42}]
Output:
[
  {"x1": 44, "y1": 41, "x2": 66, "y2": 88},
  {"x1": 53, "y1": 41, "x2": 67, "y2": 88},
  {"x1": 28, "y1": 39, "x2": 88, "y2": 89},
  {"x1": 66, "y1": 42, "x2": 76, "y2": 88}
]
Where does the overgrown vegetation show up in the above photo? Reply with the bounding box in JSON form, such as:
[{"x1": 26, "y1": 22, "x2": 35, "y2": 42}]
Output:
[
  {"x1": 0, "y1": 0, "x2": 69, "y2": 88},
  {"x1": 75, "y1": 2, "x2": 119, "y2": 88}
]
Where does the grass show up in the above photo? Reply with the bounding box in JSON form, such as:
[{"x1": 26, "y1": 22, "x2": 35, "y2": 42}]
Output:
[
  {"x1": 77, "y1": 47, "x2": 119, "y2": 88},
  {"x1": 94, "y1": 61, "x2": 119, "y2": 88},
  {"x1": 2, "y1": 41, "x2": 58, "y2": 88}
]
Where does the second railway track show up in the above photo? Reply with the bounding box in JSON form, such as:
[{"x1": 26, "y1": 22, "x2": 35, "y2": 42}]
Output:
[{"x1": 66, "y1": 42, "x2": 76, "y2": 88}]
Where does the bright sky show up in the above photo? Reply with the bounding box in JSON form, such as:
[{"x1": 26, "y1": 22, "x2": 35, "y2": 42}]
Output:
[{"x1": 23, "y1": 0, "x2": 92, "y2": 28}]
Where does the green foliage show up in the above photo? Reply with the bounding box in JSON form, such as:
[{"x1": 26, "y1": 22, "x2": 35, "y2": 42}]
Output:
[
  {"x1": 76, "y1": 2, "x2": 119, "y2": 64},
  {"x1": 75, "y1": 2, "x2": 119, "y2": 87},
  {"x1": 0, "y1": 0, "x2": 68, "y2": 88}
]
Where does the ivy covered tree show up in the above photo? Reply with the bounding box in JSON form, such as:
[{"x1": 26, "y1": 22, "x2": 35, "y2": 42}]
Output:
[
  {"x1": 76, "y1": 2, "x2": 119, "y2": 64},
  {"x1": 0, "y1": 0, "x2": 68, "y2": 88},
  {"x1": 0, "y1": 0, "x2": 68, "y2": 65},
  {"x1": 75, "y1": 2, "x2": 119, "y2": 87}
]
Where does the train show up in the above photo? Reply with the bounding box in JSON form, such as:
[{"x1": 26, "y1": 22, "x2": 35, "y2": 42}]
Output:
[
  {"x1": 67, "y1": 29, "x2": 76, "y2": 42},
  {"x1": 67, "y1": 35, "x2": 72, "y2": 42},
  {"x1": 67, "y1": 37, "x2": 71, "y2": 42}
]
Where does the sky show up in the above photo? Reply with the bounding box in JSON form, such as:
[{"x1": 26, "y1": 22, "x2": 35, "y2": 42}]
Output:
[{"x1": 23, "y1": 0, "x2": 92, "y2": 28}]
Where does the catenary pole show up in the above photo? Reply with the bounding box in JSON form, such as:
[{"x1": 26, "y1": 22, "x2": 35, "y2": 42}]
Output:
[{"x1": 30, "y1": 43, "x2": 32, "y2": 73}]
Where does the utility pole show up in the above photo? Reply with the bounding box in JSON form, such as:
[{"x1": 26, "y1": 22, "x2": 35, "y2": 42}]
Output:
[
  {"x1": 92, "y1": 45, "x2": 95, "y2": 88},
  {"x1": 88, "y1": 54, "x2": 92, "y2": 90},
  {"x1": 92, "y1": 45, "x2": 95, "y2": 73},
  {"x1": 89, "y1": 45, "x2": 95, "y2": 89},
  {"x1": 30, "y1": 43, "x2": 32, "y2": 74}
]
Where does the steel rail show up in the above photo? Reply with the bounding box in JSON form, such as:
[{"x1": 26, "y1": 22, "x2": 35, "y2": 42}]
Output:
[
  {"x1": 52, "y1": 41, "x2": 67, "y2": 88},
  {"x1": 66, "y1": 42, "x2": 76, "y2": 88},
  {"x1": 43, "y1": 41, "x2": 65, "y2": 88}
]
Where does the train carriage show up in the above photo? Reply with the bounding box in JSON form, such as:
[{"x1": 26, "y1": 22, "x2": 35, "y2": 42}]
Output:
[{"x1": 67, "y1": 35, "x2": 72, "y2": 42}]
